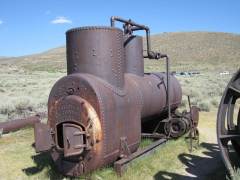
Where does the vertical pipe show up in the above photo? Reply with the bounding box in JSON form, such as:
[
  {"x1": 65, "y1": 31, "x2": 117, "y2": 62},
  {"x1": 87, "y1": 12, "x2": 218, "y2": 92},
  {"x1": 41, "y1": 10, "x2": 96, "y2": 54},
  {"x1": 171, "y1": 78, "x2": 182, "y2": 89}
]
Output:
[
  {"x1": 146, "y1": 29, "x2": 151, "y2": 58},
  {"x1": 167, "y1": 56, "x2": 171, "y2": 120},
  {"x1": 161, "y1": 55, "x2": 171, "y2": 120}
]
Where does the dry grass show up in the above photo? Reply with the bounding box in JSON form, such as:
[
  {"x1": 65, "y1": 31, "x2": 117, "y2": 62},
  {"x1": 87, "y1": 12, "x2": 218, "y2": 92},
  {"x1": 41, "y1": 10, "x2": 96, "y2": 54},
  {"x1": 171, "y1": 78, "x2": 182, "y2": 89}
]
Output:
[
  {"x1": 0, "y1": 63, "x2": 233, "y2": 122},
  {"x1": 0, "y1": 64, "x2": 64, "y2": 122},
  {"x1": 0, "y1": 107, "x2": 225, "y2": 179},
  {"x1": 0, "y1": 111, "x2": 223, "y2": 180},
  {"x1": 177, "y1": 72, "x2": 232, "y2": 111}
]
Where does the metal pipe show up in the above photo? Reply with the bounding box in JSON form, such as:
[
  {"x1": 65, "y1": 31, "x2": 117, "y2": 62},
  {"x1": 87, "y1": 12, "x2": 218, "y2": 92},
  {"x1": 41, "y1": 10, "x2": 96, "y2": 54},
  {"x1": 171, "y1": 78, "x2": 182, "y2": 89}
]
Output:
[
  {"x1": 110, "y1": 16, "x2": 159, "y2": 59},
  {"x1": 111, "y1": 16, "x2": 171, "y2": 119},
  {"x1": 145, "y1": 29, "x2": 151, "y2": 58},
  {"x1": 111, "y1": 16, "x2": 149, "y2": 30},
  {"x1": 160, "y1": 54, "x2": 171, "y2": 120},
  {"x1": 0, "y1": 114, "x2": 44, "y2": 134}
]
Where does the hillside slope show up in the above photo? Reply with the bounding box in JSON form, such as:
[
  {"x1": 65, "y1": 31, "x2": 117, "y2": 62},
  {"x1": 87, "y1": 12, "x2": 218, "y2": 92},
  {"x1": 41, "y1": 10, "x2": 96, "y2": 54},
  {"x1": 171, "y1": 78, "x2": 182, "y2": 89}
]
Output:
[
  {"x1": 1, "y1": 32, "x2": 239, "y2": 72},
  {"x1": 150, "y1": 32, "x2": 240, "y2": 71}
]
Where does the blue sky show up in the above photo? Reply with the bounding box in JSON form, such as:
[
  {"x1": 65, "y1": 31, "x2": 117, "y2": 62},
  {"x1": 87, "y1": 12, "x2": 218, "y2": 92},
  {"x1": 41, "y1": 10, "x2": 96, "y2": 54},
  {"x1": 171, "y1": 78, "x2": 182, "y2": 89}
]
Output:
[{"x1": 0, "y1": 0, "x2": 239, "y2": 57}]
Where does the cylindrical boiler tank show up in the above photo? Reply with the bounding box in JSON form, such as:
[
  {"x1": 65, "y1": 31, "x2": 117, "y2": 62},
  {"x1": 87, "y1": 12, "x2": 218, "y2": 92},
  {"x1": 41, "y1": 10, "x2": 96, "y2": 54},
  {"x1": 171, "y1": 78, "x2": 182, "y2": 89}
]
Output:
[{"x1": 34, "y1": 23, "x2": 182, "y2": 177}]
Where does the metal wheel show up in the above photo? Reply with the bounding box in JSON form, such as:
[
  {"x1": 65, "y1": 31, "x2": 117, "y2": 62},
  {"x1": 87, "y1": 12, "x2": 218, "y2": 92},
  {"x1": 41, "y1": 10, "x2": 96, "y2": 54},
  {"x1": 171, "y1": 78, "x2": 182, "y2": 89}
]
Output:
[{"x1": 217, "y1": 69, "x2": 240, "y2": 176}]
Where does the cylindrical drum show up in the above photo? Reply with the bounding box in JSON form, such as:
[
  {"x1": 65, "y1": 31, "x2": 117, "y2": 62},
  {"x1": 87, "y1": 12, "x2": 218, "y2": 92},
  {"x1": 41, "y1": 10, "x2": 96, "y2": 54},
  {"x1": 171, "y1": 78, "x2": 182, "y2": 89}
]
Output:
[
  {"x1": 124, "y1": 35, "x2": 144, "y2": 76},
  {"x1": 66, "y1": 26, "x2": 125, "y2": 88},
  {"x1": 126, "y1": 72, "x2": 182, "y2": 120}
]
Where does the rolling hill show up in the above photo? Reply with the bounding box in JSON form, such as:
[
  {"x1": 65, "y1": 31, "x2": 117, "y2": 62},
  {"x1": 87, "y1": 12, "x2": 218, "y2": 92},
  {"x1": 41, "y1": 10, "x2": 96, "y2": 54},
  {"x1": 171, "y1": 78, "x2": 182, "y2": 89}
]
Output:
[{"x1": 0, "y1": 32, "x2": 240, "y2": 72}]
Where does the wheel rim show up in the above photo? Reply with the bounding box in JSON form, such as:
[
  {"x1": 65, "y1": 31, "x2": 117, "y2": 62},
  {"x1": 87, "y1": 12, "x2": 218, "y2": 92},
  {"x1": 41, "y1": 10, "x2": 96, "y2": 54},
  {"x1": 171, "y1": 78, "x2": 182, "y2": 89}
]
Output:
[{"x1": 217, "y1": 69, "x2": 240, "y2": 176}]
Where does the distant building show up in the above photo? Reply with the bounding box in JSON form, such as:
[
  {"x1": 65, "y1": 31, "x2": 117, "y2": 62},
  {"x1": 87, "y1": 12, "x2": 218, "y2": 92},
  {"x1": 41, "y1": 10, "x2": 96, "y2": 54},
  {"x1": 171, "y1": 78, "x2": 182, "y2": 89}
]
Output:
[
  {"x1": 175, "y1": 71, "x2": 200, "y2": 77},
  {"x1": 220, "y1": 71, "x2": 230, "y2": 76}
]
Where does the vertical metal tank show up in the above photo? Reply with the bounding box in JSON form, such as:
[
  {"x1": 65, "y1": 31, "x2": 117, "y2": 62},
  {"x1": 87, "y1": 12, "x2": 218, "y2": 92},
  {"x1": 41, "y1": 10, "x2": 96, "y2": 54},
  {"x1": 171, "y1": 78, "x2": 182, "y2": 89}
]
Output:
[
  {"x1": 124, "y1": 35, "x2": 144, "y2": 76},
  {"x1": 66, "y1": 27, "x2": 125, "y2": 88}
]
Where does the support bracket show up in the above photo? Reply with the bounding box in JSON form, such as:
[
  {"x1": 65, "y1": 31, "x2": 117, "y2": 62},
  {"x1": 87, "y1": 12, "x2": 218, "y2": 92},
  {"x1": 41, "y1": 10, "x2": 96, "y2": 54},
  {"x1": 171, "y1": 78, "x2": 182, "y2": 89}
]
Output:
[{"x1": 114, "y1": 138, "x2": 167, "y2": 176}]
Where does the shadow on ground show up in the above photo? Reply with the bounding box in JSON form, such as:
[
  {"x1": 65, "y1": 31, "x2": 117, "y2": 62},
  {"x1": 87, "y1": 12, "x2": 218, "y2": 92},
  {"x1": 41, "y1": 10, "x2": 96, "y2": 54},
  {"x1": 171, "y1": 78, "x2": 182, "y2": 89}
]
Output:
[
  {"x1": 22, "y1": 152, "x2": 64, "y2": 180},
  {"x1": 154, "y1": 142, "x2": 228, "y2": 180},
  {"x1": 23, "y1": 142, "x2": 231, "y2": 180}
]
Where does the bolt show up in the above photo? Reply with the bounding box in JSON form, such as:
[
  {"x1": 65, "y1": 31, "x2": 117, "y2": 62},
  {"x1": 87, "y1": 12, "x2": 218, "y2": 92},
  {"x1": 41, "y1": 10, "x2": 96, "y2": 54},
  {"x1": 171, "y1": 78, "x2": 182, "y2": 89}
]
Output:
[{"x1": 67, "y1": 88, "x2": 74, "y2": 95}]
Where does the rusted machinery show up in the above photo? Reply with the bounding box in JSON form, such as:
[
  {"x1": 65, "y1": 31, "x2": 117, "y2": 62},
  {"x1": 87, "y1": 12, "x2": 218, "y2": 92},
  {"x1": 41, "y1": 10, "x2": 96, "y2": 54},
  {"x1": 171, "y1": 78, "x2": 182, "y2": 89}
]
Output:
[
  {"x1": 34, "y1": 16, "x2": 199, "y2": 176},
  {"x1": 217, "y1": 69, "x2": 240, "y2": 177},
  {"x1": 0, "y1": 113, "x2": 45, "y2": 135}
]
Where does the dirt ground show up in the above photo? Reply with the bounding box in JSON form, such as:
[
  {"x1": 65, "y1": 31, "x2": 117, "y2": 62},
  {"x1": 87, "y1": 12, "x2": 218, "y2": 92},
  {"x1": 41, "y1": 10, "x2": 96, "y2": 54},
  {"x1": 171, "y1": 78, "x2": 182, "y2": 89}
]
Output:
[{"x1": 158, "y1": 111, "x2": 228, "y2": 180}]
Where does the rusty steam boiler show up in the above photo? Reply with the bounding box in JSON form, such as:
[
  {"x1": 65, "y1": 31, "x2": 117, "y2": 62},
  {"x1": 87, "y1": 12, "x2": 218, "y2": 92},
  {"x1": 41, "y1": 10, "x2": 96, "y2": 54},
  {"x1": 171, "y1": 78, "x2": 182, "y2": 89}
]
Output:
[
  {"x1": 34, "y1": 17, "x2": 199, "y2": 176},
  {"x1": 217, "y1": 69, "x2": 240, "y2": 177}
]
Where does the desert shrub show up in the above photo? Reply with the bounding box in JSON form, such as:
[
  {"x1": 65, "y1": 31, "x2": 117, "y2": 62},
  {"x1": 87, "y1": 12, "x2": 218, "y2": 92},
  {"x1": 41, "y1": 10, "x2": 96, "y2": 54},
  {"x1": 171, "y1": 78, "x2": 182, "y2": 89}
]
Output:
[
  {"x1": 0, "y1": 103, "x2": 15, "y2": 115},
  {"x1": 184, "y1": 79, "x2": 190, "y2": 84},
  {"x1": 198, "y1": 102, "x2": 210, "y2": 112},
  {"x1": 182, "y1": 88, "x2": 200, "y2": 99},
  {"x1": 14, "y1": 98, "x2": 32, "y2": 114},
  {"x1": 184, "y1": 96, "x2": 202, "y2": 106},
  {"x1": 180, "y1": 98, "x2": 188, "y2": 108},
  {"x1": 228, "y1": 168, "x2": 240, "y2": 180},
  {"x1": 211, "y1": 97, "x2": 220, "y2": 108}
]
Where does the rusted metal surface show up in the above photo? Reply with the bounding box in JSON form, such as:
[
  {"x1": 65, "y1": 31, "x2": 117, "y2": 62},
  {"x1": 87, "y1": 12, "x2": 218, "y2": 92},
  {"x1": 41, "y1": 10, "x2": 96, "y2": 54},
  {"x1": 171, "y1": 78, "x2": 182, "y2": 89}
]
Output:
[
  {"x1": 66, "y1": 26, "x2": 125, "y2": 88},
  {"x1": 190, "y1": 106, "x2": 200, "y2": 128},
  {"x1": 114, "y1": 138, "x2": 167, "y2": 176},
  {"x1": 34, "y1": 122, "x2": 54, "y2": 152},
  {"x1": 111, "y1": 16, "x2": 161, "y2": 59},
  {"x1": 141, "y1": 133, "x2": 167, "y2": 139},
  {"x1": 217, "y1": 69, "x2": 240, "y2": 177},
  {"x1": 33, "y1": 16, "x2": 197, "y2": 177},
  {"x1": 0, "y1": 113, "x2": 45, "y2": 134},
  {"x1": 124, "y1": 35, "x2": 144, "y2": 76},
  {"x1": 137, "y1": 73, "x2": 182, "y2": 119}
]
